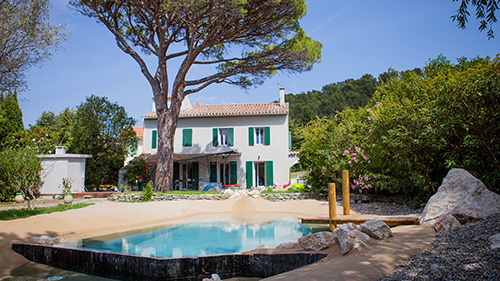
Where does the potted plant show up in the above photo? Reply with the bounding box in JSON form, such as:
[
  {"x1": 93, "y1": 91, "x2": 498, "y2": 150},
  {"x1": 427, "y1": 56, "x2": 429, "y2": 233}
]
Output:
[
  {"x1": 60, "y1": 178, "x2": 74, "y2": 204},
  {"x1": 14, "y1": 192, "x2": 24, "y2": 203}
]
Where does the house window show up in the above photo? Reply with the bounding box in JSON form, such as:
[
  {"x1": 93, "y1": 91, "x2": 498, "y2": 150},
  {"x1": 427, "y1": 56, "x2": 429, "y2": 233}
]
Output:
[
  {"x1": 246, "y1": 161, "x2": 273, "y2": 188},
  {"x1": 219, "y1": 162, "x2": 238, "y2": 185},
  {"x1": 182, "y1": 129, "x2": 192, "y2": 147},
  {"x1": 220, "y1": 128, "x2": 229, "y2": 146},
  {"x1": 248, "y1": 127, "x2": 270, "y2": 146},
  {"x1": 213, "y1": 128, "x2": 234, "y2": 147},
  {"x1": 255, "y1": 128, "x2": 264, "y2": 145}
]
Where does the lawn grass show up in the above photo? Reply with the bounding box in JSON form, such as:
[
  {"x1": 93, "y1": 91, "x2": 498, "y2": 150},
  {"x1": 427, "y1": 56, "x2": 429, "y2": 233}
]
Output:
[
  {"x1": 124, "y1": 190, "x2": 219, "y2": 195},
  {"x1": 0, "y1": 203, "x2": 95, "y2": 221}
]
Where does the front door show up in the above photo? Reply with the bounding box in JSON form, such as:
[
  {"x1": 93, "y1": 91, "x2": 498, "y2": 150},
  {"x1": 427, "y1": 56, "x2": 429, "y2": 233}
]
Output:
[{"x1": 254, "y1": 162, "x2": 266, "y2": 187}]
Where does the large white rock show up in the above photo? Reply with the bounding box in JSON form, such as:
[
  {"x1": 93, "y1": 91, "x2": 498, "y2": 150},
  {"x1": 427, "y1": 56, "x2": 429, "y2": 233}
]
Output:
[
  {"x1": 333, "y1": 223, "x2": 371, "y2": 255},
  {"x1": 420, "y1": 169, "x2": 500, "y2": 226},
  {"x1": 275, "y1": 241, "x2": 300, "y2": 249},
  {"x1": 359, "y1": 219, "x2": 393, "y2": 239},
  {"x1": 202, "y1": 274, "x2": 222, "y2": 281},
  {"x1": 298, "y1": 231, "x2": 336, "y2": 251},
  {"x1": 30, "y1": 235, "x2": 54, "y2": 245}
]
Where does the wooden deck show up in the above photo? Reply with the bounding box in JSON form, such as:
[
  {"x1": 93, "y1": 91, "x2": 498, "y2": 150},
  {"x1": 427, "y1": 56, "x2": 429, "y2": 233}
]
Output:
[{"x1": 300, "y1": 215, "x2": 420, "y2": 227}]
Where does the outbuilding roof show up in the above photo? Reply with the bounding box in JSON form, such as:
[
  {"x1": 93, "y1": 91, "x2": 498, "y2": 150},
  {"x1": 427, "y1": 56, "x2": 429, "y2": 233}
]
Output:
[{"x1": 143, "y1": 102, "x2": 288, "y2": 119}]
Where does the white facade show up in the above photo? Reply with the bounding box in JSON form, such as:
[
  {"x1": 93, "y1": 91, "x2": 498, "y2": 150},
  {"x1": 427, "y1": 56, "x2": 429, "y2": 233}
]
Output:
[
  {"x1": 139, "y1": 90, "x2": 297, "y2": 190},
  {"x1": 38, "y1": 146, "x2": 92, "y2": 194}
]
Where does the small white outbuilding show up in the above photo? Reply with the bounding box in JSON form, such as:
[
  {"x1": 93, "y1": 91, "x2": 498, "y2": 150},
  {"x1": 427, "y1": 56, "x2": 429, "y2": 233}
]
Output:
[{"x1": 38, "y1": 146, "x2": 92, "y2": 194}]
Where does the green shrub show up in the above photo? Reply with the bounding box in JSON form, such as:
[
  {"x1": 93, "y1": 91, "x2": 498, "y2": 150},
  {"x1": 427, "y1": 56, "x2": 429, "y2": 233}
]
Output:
[{"x1": 141, "y1": 181, "x2": 154, "y2": 201}]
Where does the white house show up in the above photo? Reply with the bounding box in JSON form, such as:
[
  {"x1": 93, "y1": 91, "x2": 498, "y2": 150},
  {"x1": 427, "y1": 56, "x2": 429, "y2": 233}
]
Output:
[
  {"x1": 133, "y1": 88, "x2": 297, "y2": 190},
  {"x1": 38, "y1": 146, "x2": 92, "y2": 194},
  {"x1": 125, "y1": 126, "x2": 144, "y2": 164}
]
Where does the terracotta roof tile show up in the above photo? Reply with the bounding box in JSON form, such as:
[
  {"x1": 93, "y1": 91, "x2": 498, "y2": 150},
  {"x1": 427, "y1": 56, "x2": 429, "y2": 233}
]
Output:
[
  {"x1": 132, "y1": 126, "x2": 143, "y2": 137},
  {"x1": 143, "y1": 102, "x2": 288, "y2": 119}
]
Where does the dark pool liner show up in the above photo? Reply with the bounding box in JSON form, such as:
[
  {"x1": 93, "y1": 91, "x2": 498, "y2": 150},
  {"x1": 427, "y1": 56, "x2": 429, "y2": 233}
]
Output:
[{"x1": 12, "y1": 242, "x2": 326, "y2": 281}]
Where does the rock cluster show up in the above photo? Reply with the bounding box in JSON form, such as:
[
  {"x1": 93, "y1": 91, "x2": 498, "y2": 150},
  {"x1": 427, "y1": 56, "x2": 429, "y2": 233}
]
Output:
[
  {"x1": 420, "y1": 168, "x2": 500, "y2": 233},
  {"x1": 276, "y1": 219, "x2": 392, "y2": 255},
  {"x1": 29, "y1": 235, "x2": 68, "y2": 245},
  {"x1": 109, "y1": 189, "x2": 315, "y2": 202},
  {"x1": 202, "y1": 273, "x2": 222, "y2": 281}
]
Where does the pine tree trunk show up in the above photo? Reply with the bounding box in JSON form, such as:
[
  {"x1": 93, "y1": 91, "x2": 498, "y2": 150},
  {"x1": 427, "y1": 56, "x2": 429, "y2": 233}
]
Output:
[{"x1": 154, "y1": 94, "x2": 182, "y2": 191}]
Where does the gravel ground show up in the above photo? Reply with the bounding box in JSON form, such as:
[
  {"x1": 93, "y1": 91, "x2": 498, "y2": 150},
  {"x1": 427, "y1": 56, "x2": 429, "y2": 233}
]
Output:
[
  {"x1": 380, "y1": 213, "x2": 500, "y2": 281},
  {"x1": 349, "y1": 201, "x2": 423, "y2": 216}
]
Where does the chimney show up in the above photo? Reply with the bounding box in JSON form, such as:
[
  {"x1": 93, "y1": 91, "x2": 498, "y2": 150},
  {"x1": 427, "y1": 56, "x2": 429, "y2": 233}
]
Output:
[
  {"x1": 152, "y1": 101, "x2": 156, "y2": 112},
  {"x1": 55, "y1": 146, "x2": 67, "y2": 155},
  {"x1": 279, "y1": 87, "x2": 285, "y2": 106}
]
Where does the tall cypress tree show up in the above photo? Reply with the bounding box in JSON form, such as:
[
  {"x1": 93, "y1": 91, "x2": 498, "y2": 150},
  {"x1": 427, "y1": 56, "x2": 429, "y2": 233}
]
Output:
[{"x1": 0, "y1": 91, "x2": 24, "y2": 146}]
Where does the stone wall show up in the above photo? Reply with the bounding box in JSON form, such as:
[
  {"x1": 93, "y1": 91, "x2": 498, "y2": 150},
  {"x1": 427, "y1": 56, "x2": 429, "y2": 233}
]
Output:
[
  {"x1": 12, "y1": 243, "x2": 326, "y2": 281},
  {"x1": 108, "y1": 192, "x2": 318, "y2": 202}
]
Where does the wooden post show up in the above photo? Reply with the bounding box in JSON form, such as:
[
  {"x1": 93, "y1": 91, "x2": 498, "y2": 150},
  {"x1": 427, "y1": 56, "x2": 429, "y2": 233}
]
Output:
[
  {"x1": 328, "y1": 183, "x2": 337, "y2": 231},
  {"x1": 343, "y1": 170, "x2": 350, "y2": 215}
]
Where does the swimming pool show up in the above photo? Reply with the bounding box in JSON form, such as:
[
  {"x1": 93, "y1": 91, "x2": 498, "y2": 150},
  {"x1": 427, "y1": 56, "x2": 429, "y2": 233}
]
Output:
[{"x1": 81, "y1": 220, "x2": 317, "y2": 258}]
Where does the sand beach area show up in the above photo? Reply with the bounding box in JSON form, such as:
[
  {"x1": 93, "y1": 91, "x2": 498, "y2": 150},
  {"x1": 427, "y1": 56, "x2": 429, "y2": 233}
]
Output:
[{"x1": 0, "y1": 197, "x2": 435, "y2": 280}]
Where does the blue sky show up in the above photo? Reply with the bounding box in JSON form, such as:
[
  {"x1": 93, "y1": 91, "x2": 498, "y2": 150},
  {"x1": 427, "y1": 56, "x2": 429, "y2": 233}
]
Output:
[{"x1": 20, "y1": 0, "x2": 498, "y2": 127}]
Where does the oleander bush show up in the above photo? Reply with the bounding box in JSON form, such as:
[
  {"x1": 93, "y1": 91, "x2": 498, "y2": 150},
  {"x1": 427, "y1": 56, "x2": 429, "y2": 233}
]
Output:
[{"x1": 299, "y1": 55, "x2": 500, "y2": 199}]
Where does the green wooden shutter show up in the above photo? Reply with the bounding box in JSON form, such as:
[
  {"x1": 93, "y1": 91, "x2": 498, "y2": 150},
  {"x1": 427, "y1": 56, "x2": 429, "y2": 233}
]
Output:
[
  {"x1": 210, "y1": 162, "x2": 217, "y2": 182},
  {"x1": 246, "y1": 161, "x2": 253, "y2": 189},
  {"x1": 264, "y1": 127, "x2": 271, "y2": 145},
  {"x1": 288, "y1": 131, "x2": 292, "y2": 152},
  {"x1": 182, "y1": 129, "x2": 192, "y2": 147},
  {"x1": 266, "y1": 161, "x2": 273, "y2": 187},
  {"x1": 230, "y1": 161, "x2": 237, "y2": 184},
  {"x1": 248, "y1": 127, "x2": 254, "y2": 146},
  {"x1": 212, "y1": 128, "x2": 218, "y2": 147},
  {"x1": 152, "y1": 130, "x2": 157, "y2": 149},
  {"x1": 192, "y1": 162, "x2": 199, "y2": 190},
  {"x1": 228, "y1": 128, "x2": 234, "y2": 146}
]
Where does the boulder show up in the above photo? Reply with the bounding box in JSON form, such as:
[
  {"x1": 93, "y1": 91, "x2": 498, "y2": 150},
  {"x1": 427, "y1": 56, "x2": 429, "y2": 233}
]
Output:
[
  {"x1": 275, "y1": 241, "x2": 300, "y2": 249},
  {"x1": 420, "y1": 169, "x2": 500, "y2": 226},
  {"x1": 30, "y1": 235, "x2": 54, "y2": 245},
  {"x1": 489, "y1": 233, "x2": 500, "y2": 250},
  {"x1": 202, "y1": 274, "x2": 222, "y2": 281},
  {"x1": 432, "y1": 214, "x2": 461, "y2": 233},
  {"x1": 298, "y1": 231, "x2": 336, "y2": 251},
  {"x1": 359, "y1": 219, "x2": 393, "y2": 239},
  {"x1": 333, "y1": 223, "x2": 371, "y2": 255}
]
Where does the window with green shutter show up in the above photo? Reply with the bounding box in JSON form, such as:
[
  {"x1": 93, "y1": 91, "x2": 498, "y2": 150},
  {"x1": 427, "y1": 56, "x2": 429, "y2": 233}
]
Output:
[
  {"x1": 212, "y1": 128, "x2": 218, "y2": 147},
  {"x1": 228, "y1": 128, "x2": 234, "y2": 146},
  {"x1": 230, "y1": 161, "x2": 237, "y2": 184},
  {"x1": 182, "y1": 129, "x2": 192, "y2": 147},
  {"x1": 152, "y1": 130, "x2": 157, "y2": 149},
  {"x1": 266, "y1": 161, "x2": 273, "y2": 186},
  {"x1": 264, "y1": 127, "x2": 271, "y2": 145},
  {"x1": 246, "y1": 161, "x2": 253, "y2": 189},
  {"x1": 248, "y1": 127, "x2": 254, "y2": 146}
]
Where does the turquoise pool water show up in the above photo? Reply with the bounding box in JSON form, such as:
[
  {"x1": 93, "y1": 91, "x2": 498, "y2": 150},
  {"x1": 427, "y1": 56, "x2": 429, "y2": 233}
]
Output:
[{"x1": 81, "y1": 220, "x2": 316, "y2": 258}]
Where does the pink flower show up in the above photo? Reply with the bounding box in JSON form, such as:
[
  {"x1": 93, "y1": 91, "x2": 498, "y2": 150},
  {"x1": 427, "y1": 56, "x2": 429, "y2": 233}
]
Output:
[
  {"x1": 369, "y1": 129, "x2": 372, "y2": 133},
  {"x1": 366, "y1": 108, "x2": 371, "y2": 112},
  {"x1": 352, "y1": 153, "x2": 357, "y2": 156},
  {"x1": 322, "y1": 172, "x2": 325, "y2": 175},
  {"x1": 348, "y1": 161, "x2": 352, "y2": 164},
  {"x1": 352, "y1": 157, "x2": 357, "y2": 160},
  {"x1": 367, "y1": 116, "x2": 371, "y2": 120},
  {"x1": 355, "y1": 159, "x2": 358, "y2": 163},
  {"x1": 343, "y1": 150, "x2": 349, "y2": 156},
  {"x1": 359, "y1": 189, "x2": 362, "y2": 193},
  {"x1": 368, "y1": 160, "x2": 371, "y2": 163},
  {"x1": 373, "y1": 175, "x2": 378, "y2": 179},
  {"x1": 362, "y1": 154, "x2": 369, "y2": 160}
]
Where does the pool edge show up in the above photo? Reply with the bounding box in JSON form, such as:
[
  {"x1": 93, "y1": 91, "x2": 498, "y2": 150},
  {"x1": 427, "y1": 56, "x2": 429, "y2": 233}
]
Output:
[{"x1": 12, "y1": 242, "x2": 327, "y2": 281}]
